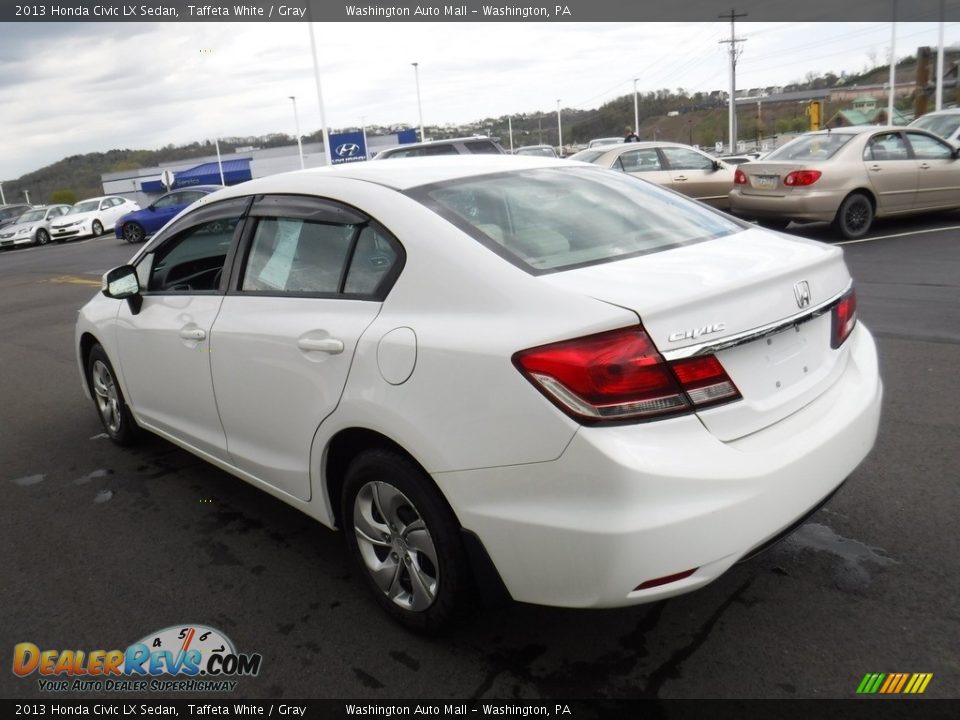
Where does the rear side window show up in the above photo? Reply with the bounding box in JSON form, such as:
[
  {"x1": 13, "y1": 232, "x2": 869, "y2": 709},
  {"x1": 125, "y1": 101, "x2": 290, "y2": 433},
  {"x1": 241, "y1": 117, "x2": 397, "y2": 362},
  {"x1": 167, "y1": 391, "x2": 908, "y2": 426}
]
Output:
[
  {"x1": 242, "y1": 218, "x2": 354, "y2": 293},
  {"x1": 617, "y1": 148, "x2": 662, "y2": 172},
  {"x1": 465, "y1": 140, "x2": 502, "y2": 154},
  {"x1": 766, "y1": 134, "x2": 854, "y2": 161},
  {"x1": 409, "y1": 167, "x2": 742, "y2": 274}
]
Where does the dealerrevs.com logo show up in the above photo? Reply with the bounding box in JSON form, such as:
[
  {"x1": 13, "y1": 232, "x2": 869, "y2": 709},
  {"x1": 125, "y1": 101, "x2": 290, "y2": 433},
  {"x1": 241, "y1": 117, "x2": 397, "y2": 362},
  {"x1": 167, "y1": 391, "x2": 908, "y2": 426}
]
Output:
[{"x1": 13, "y1": 624, "x2": 262, "y2": 693}]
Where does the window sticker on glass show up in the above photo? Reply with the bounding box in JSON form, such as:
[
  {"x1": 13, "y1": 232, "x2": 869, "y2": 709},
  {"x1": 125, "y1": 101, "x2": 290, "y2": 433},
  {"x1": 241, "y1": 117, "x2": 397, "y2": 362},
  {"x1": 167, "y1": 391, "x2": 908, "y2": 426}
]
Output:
[{"x1": 256, "y1": 219, "x2": 302, "y2": 290}]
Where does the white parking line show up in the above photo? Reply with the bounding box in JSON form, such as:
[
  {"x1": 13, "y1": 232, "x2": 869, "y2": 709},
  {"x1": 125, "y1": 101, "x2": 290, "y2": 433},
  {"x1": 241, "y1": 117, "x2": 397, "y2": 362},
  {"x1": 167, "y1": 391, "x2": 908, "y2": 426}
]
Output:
[{"x1": 836, "y1": 224, "x2": 960, "y2": 245}]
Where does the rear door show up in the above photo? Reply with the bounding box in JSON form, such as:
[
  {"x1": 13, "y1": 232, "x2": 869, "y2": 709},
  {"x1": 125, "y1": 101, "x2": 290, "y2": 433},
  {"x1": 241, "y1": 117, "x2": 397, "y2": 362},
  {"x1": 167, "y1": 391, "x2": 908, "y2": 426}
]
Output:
[{"x1": 209, "y1": 195, "x2": 403, "y2": 501}]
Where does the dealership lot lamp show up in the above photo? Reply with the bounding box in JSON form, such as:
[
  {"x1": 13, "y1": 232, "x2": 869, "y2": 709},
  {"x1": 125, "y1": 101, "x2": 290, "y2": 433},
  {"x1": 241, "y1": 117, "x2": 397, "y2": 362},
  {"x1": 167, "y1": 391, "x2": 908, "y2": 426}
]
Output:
[
  {"x1": 290, "y1": 95, "x2": 305, "y2": 169},
  {"x1": 412, "y1": 62, "x2": 425, "y2": 143}
]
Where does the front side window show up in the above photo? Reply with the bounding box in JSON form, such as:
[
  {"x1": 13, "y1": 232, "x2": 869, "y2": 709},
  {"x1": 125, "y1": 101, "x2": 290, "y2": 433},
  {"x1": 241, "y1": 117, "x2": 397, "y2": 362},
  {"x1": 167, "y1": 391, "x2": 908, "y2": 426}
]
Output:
[
  {"x1": 906, "y1": 132, "x2": 954, "y2": 160},
  {"x1": 409, "y1": 167, "x2": 742, "y2": 273},
  {"x1": 146, "y1": 215, "x2": 242, "y2": 292},
  {"x1": 152, "y1": 193, "x2": 180, "y2": 209},
  {"x1": 660, "y1": 147, "x2": 715, "y2": 171}
]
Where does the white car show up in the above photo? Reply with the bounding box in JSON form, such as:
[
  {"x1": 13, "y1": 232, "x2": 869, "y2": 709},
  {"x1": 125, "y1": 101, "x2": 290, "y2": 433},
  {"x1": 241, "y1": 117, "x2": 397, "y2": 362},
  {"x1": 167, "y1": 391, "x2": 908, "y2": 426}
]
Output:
[
  {"x1": 0, "y1": 204, "x2": 72, "y2": 247},
  {"x1": 76, "y1": 156, "x2": 882, "y2": 633},
  {"x1": 50, "y1": 196, "x2": 139, "y2": 242}
]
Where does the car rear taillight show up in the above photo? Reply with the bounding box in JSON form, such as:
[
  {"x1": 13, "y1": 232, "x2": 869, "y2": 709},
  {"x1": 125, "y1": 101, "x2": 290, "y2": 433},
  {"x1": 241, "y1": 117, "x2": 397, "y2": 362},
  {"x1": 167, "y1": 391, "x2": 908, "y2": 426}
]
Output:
[
  {"x1": 783, "y1": 170, "x2": 822, "y2": 187},
  {"x1": 513, "y1": 327, "x2": 741, "y2": 423},
  {"x1": 734, "y1": 169, "x2": 747, "y2": 185},
  {"x1": 831, "y1": 287, "x2": 857, "y2": 349}
]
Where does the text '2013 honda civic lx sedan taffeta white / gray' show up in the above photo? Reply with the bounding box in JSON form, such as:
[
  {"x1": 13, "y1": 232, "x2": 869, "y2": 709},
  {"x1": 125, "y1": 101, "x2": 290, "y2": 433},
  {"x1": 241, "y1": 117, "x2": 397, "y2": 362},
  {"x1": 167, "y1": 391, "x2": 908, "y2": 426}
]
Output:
[{"x1": 76, "y1": 156, "x2": 882, "y2": 633}]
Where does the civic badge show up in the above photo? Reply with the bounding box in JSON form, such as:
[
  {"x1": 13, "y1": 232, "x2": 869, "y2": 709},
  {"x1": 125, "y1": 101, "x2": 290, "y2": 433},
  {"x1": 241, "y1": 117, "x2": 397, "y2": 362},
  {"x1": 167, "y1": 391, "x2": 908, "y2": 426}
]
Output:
[{"x1": 794, "y1": 280, "x2": 811, "y2": 308}]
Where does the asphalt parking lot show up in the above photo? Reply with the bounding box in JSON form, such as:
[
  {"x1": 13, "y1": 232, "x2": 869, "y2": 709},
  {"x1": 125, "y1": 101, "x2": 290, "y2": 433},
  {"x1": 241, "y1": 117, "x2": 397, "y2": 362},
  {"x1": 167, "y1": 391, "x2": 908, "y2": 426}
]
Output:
[{"x1": 0, "y1": 215, "x2": 958, "y2": 700}]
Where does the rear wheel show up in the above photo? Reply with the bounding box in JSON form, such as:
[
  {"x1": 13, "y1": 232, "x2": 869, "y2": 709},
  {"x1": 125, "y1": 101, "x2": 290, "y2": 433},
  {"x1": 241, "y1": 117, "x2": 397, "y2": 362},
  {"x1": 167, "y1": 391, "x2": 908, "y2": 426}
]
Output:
[
  {"x1": 91, "y1": 220, "x2": 104, "y2": 237},
  {"x1": 87, "y1": 344, "x2": 141, "y2": 446},
  {"x1": 342, "y1": 449, "x2": 471, "y2": 634},
  {"x1": 833, "y1": 193, "x2": 873, "y2": 239},
  {"x1": 36, "y1": 229, "x2": 51, "y2": 245},
  {"x1": 122, "y1": 222, "x2": 145, "y2": 243}
]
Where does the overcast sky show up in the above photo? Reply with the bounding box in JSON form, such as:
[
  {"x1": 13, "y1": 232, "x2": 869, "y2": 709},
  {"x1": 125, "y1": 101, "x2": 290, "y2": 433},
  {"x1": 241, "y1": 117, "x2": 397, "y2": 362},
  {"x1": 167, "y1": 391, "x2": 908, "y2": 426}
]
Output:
[{"x1": 1, "y1": 20, "x2": 959, "y2": 179}]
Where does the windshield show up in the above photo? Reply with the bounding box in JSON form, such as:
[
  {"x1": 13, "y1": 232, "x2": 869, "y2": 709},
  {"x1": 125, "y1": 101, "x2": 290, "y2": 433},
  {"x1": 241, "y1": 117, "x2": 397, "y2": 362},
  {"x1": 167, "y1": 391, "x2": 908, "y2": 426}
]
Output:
[
  {"x1": 910, "y1": 113, "x2": 960, "y2": 139},
  {"x1": 71, "y1": 201, "x2": 100, "y2": 214},
  {"x1": 408, "y1": 167, "x2": 742, "y2": 274},
  {"x1": 18, "y1": 210, "x2": 45, "y2": 223},
  {"x1": 0, "y1": 207, "x2": 27, "y2": 221},
  {"x1": 765, "y1": 133, "x2": 854, "y2": 161}
]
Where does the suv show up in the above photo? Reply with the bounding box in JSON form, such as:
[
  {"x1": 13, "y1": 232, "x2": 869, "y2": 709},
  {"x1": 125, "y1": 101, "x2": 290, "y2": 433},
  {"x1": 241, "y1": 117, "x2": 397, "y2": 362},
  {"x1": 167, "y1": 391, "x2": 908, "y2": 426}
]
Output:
[
  {"x1": 374, "y1": 136, "x2": 505, "y2": 159},
  {"x1": 908, "y1": 108, "x2": 960, "y2": 143}
]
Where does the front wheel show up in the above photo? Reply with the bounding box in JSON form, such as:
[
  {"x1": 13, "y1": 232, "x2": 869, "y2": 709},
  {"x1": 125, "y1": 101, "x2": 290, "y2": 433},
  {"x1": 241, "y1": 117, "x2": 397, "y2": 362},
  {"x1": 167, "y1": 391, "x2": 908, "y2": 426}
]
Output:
[
  {"x1": 122, "y1": 222, "x2": 145, "y2": 243},
  {"x1": 87, "y1": 344, "x2": 141, "y2": 446},
  {"x1": 91, "y1": 220, "x2": 104, "y2": 237},
  {"x1": 36, "y1": 229, "x2": 51, "y2": 245},
  {"x1": 342, "y1": 449, "x2": 471, "y2": 634},
  {"x1": 833, "y1": 193, "x2": 873, "y2": 239}
]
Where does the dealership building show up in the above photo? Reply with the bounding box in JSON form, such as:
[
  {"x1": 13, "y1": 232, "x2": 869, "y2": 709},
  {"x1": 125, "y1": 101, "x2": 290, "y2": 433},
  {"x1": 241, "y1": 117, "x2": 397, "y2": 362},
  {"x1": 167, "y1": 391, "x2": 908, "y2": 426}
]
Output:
[{"x1": 100, "y1": 130, "x2": 417, "y2": 207}]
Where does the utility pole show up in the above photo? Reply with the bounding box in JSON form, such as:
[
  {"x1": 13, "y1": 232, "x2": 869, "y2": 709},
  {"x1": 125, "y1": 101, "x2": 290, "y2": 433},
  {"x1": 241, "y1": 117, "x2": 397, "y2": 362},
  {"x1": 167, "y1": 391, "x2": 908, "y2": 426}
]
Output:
[
  {"x1": 719, "y1": 8, "x2": 747, "y2": 154},
  {"x1": 888, "y1": 0, "x2": 897, "y2": 126}
]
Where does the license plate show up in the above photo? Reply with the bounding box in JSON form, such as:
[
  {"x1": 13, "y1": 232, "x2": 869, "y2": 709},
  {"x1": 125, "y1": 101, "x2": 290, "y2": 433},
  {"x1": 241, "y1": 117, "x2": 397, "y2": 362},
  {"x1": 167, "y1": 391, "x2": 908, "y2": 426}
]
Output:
[{"x1": 753, "y1": 175, "x2": 778, "y2": 189}]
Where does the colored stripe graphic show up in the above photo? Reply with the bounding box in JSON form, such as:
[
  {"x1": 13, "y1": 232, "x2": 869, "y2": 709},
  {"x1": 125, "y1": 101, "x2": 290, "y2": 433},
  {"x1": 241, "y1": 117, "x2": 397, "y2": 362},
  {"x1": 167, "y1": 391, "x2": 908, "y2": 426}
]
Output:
[{"x1": 857, "y1": 673, "x2": 932, "y2": 694}]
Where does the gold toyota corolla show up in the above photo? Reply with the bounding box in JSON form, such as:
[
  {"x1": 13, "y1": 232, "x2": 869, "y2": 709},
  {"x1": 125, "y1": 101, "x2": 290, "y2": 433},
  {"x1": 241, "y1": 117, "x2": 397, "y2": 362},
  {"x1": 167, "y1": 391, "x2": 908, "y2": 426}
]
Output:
[
  {"x1": 728, "y1": 126, "x2": 960, "y2": 238},
  {"x1": 568, "y1": 142, "x2": 736, "y2": 209}
]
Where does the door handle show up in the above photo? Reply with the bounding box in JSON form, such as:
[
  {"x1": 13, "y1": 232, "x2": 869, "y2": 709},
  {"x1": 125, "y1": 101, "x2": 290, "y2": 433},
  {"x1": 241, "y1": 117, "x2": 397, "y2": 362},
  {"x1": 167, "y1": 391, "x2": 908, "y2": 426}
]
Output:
[
  {"x1": 868, "y1": 165, "x2": 882, "y2": 172},
  {"x1": 674, "y1": 175, "x2": 688, "y2": 181},
  {"x1": 297, "y1": 337, "x2": 344, "y2": 354},
  {"x1": 179, "y1": 328, "x2": 206, "y2": 341},
  {"x1": 919, "y1": 162, "x2": 931, "y2": 170}
]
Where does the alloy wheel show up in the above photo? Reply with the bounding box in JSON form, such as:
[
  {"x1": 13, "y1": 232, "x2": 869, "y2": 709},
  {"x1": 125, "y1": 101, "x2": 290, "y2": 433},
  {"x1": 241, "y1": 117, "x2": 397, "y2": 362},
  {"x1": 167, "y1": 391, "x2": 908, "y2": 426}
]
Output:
[{"x1": 91, "y1": 359, "x2": 121, "y2": 434}]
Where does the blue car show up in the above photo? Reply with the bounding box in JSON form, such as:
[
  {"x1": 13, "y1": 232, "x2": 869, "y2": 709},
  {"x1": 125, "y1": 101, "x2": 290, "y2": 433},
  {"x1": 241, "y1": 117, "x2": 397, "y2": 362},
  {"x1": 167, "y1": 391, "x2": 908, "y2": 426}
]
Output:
[{"x1": 115, "y1": 185, "x2": 222, "y2": 243}]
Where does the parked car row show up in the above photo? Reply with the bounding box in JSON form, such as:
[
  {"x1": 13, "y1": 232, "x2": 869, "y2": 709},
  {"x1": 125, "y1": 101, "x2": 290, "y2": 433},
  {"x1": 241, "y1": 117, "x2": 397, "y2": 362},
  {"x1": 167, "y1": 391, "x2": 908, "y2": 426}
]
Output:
[{"x1": 0, "y1": 204, "x2": 71, "y2": 248}]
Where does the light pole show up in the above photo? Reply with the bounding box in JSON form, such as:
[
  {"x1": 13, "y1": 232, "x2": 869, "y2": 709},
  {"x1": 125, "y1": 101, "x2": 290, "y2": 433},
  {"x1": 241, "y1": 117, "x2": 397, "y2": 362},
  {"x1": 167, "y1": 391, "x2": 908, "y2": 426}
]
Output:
[
  {"x1": 214, "y1": 138, "x2": 226, "y2": 185},
  {"x1": 556, "y1": 99, "x2": 563, "y2": 156},
  {"x1": 412, "y1": 62, "x2": 425, "y2": 142},
  {"x1": 360, "y1": 115, "x2": 368, "y2": 159},
  {"x1": 23, "y1": 190, "x2": 31, "y2": 204},
  {"x1": 307, "y1": 22, "x2": 333, "y2": 166},
  {"x1": 289, "y1": 95, "x2": 304, "y2": 169},
  {"x1": 633, "y1": 78, "x2": 639, "y2": 136},
  {"x1": 0, "y1": 182, "x2": 5, "y2": 205},
  {"x1": 888, "y1": 0, "x2": 897, "y2": 126},
  {"x1": 508, "y1": 116, "x2": 514, "y2": 153}
]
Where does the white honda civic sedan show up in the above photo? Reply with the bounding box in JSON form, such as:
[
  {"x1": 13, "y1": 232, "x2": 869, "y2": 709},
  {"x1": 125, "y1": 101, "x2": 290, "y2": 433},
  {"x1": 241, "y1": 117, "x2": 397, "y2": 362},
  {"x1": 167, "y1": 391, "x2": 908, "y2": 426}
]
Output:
[{"x1": 76, "y1": 156, "x2": 882, "y2": 633}]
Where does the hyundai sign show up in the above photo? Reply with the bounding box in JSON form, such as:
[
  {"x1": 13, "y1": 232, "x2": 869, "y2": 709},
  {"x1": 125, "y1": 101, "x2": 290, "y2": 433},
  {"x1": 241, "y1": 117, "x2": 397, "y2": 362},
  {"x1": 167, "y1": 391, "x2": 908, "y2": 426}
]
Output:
[{"x1": 329, "y1": 131, "x2": 367, "y2": 164}]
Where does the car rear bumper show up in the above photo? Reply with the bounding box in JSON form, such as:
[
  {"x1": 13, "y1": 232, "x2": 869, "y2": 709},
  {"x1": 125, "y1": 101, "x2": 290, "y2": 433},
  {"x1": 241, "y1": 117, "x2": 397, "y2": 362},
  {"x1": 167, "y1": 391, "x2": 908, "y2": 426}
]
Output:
[
  {"x1": 433, "y1": 324, "x2": 882, "y2": 608},
  {"x1": 728, "y1": 188, "x2": 841, "y2": 223}
]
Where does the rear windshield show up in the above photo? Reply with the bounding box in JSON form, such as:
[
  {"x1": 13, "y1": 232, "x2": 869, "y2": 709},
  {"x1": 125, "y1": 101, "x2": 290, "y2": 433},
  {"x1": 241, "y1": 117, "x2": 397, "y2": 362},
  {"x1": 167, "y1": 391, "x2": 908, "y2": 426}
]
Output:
[
  {"x1": 408, "y1": 167, "x2": 742, "y2": 274},
  {"x1": 910, "y1": 113, "x2": 960, "y2": 139},
  {"x1": 765, "y1": 133, "x2": 854, "y2": 161}
]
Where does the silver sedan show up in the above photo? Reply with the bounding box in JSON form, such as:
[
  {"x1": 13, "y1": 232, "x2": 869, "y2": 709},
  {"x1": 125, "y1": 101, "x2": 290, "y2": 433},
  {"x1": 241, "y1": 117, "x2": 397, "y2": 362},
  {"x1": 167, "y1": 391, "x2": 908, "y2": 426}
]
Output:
[
  {"x1": 728, "y1": 126, "x2": 960, "y2": 238},
  {"x1": 569, "y1": 142, "x2": 736, "y2": 209}
]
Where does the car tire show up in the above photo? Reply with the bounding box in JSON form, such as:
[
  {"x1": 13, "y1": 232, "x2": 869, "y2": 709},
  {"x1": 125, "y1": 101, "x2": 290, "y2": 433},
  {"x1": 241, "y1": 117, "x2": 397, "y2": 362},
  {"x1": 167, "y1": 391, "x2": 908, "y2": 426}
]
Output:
[
  {"x1": 36, "y1": 229, "x2": 51, "y2": 245},
  {"x1": 122, "y1": 222, "x2": 145, "y2": 244},
  {"x1": 833, "y1": 193, "x2": 873, "y2": 239},
  {"x1": 87, "y1": 344, "x2": 141, "y2": 446},
  {"x1": 342, "y1": 448, "x2": 471, "y2": 634},
  {"x1": 91, "y1": 220, "x2": 104, "y2": 237}
]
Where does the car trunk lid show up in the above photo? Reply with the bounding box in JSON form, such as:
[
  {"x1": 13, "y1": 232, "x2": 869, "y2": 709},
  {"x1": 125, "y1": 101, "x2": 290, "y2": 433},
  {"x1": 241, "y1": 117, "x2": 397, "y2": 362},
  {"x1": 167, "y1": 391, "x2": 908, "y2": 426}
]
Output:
[{"x1": 540, "y1": 227, "x2": 852, "y2": 441}]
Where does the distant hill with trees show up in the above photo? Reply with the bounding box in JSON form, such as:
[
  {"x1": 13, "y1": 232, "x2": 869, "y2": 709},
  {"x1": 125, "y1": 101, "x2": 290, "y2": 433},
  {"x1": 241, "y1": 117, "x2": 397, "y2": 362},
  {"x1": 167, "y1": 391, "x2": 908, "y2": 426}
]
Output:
[{"x1": 6, "y1": 52, "x2": 957, "y2": 204}]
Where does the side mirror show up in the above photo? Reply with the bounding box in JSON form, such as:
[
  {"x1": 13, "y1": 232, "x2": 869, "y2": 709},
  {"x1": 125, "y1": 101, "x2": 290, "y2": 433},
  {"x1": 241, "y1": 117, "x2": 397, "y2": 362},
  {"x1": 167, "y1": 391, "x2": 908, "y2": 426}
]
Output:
[
  {"x1": 102, "y1": 265, "x2": 143, "y2": 314},
  {"x1": 713, "y1": 160, "x2": 724, "y2": 171},
  {"x1": 953, "y1": 147, "x2": 960, "y2": 159}
]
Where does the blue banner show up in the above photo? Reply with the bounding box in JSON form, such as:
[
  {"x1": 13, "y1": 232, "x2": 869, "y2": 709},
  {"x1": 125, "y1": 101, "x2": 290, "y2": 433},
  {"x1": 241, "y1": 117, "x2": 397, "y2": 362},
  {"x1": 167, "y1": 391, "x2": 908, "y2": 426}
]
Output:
[
  {"x1": 329, "y1": 131, "x2": 367, "y2": 164},
  {"x1": 397, "y1": 129, "x2": 419, "y2": 144}
]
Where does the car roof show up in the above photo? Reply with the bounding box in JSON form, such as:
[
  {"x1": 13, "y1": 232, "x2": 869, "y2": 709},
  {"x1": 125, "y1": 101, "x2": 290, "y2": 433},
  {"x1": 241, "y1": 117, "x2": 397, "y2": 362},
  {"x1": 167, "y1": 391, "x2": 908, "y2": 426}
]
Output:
[{"x1": 210, "y1": 155, "x2": 571, "y2": 198}]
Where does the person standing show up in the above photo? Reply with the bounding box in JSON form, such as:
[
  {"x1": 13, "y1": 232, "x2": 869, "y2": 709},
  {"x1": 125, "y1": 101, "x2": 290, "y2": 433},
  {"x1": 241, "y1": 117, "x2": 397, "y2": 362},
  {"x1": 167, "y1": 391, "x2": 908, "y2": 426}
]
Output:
[{"x1": 624, "y1": 126, "x2": 640, "y2": 142}]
